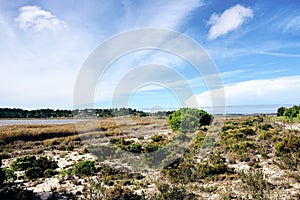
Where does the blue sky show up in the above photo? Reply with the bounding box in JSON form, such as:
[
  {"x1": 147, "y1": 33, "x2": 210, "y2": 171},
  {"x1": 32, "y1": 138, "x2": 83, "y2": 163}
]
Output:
[{"x1": 0, "y1": 0, "x2": 299, "y2": 113}]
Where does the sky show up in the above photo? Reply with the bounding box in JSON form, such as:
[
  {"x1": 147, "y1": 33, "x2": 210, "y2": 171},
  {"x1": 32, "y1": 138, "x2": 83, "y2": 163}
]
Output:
[{"x1": 0, "y1": 0, "x2": 299, "y2": 113}]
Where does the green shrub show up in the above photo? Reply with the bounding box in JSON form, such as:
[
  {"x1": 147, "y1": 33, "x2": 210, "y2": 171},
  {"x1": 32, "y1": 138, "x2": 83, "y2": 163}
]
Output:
[
  {"x1": 144, "y1": 143, "x2": 160, "y2": 153},
  {"x1": 151, "y1": 134, "x2": 163, "y2": 142},
  {"x1": 10, "y1": 155, "x2": 58, "y2": 180},
  {"x1": 3, "y1": 168, "x2": 16, "y2": 182},
  {"x1": 241, "y1": 128, "x2": 256, "y2": 135},
  {"x1": 229, "y1": 141, "x2": 256, "y2": 153},
  {"x1": 11, "y1": 155, "x2": 37, "y2": 171},
  {"x1": 168, "y1": 108, "x2": 212, "y2": 132},
  {"x1": 127, "y1": 143, "x2": 143, "y2": 153},
  {"x1": 275, "y1": 134, "x2": 300, "y2": 155},
  {"x1": 36, "y1": 156, "x2": 58, "y2": 171},
  {"x1": 260, "y1": 124, "x2": 273, "y2": 131},
  {"x1": 259, "y1": 131, "x2": 273, "y2": 140},
  {"x1": 242, "y1": 120, "x2": 253, "y2": 126},
  {"x1": 66, "y1": 144, "x2": 74, "y2": 151},
  {"x1": 59, "y1": 168, "x2": 72, "y2": 179},
  {"x1": 73, "y1": 161, "x2": 95, "y2": 177},
  {"x1": 162, "y1": 158, "x2": 196, "y2": 183},
  {"x1": 197, "y1": 162, "x2": 229, "y2": 179},
  {"x1": 25, "y1": 167, "x2": 43, "y2": 179},
  {"x1": 239, "y1": 168, "x2": 271, "y2": 200}
]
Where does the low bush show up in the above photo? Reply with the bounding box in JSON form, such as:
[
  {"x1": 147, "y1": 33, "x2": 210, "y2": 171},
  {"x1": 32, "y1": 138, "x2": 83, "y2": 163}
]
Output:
[
  {"x1": 3, "y1": 168, "x2": 16, "y2": 182},
  {"x1": 239, "y1": 168, "x2": 271, "y2": 200},
  {"x1": 73, "y1": 161, "x2": 96, "y2": 177},
  {"x1": 260, "y1": 124, "x2": 273, "y2": 131},
  {"x1": 10, "y1": 155, "x2": 36, "y2": 171},
  {"x1": 151, "y1": 134, "x2": 163, "y2": 142},
  {"x1": 25, "y1": 167, "x2": 43, "y2": 180},
  {"x1": 10, "y1": 155, "x2": 58, "y2": 180}
]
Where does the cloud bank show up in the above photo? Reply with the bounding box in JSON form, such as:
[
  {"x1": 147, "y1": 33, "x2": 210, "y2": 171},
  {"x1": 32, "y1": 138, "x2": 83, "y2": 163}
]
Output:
[{"x1": 186, "y1": 76, "x2": 300, "y2": 107}]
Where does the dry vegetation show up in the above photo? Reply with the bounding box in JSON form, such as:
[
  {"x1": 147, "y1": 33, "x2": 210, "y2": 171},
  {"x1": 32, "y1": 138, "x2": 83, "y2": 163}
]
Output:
[{"x1": 0, "y1": 115, "x2": 299, "y2": 199}]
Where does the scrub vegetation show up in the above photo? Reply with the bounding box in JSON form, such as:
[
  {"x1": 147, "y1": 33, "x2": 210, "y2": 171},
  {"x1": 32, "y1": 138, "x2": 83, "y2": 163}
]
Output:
[{"x1": 0, "y1": 107, "x2": 299, "y2": 199}]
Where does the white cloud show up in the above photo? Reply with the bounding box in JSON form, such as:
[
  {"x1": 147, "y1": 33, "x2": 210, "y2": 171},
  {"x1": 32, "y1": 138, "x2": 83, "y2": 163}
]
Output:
[
  {"x1": 186, "y1": 76, "x2": 300, "y2": 107},
  {"x1": 208, "y1": 4, "x2": 253, "y2": 40},
  {"x1": 285, "y1": 15, "x2": 300, "y2": 31},
  {"x1": 15, "y1": 6, "x2": 67, "y2": 32}
]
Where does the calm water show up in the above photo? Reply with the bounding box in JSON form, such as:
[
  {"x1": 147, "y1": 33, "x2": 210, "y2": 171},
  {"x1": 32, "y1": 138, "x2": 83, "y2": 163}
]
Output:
[
  {"x1": 0, "y1": 119, "x2": 86, "y2": 126},
  {"x1": 144, "y1": 104, "x2": 294, "y2": 115}
]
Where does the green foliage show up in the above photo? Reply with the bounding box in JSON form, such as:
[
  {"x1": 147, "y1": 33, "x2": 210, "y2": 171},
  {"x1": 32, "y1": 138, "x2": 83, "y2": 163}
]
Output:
[
  {"x1": 162, "y1": 158, "x2": 196, "y2": 183},
  {"x1": 65, "y1": 144, "x2": 74, "y2": 151},
  {"x1": 151, "y1": 134, "x2": 163, "y2": 142},
  {"x1": 73, "y1": 161, "x2": 95, "y2": 177},
  {"x1": 274, "y1": 134, "x2": 300, "y2": 170},
  {"x1": 144, "y1": 143, "x2": 160, "y2": 153},
  {"x1": 277, "y1": 107, "x2": 286, "y2": 117},
  {"x1": 25, "y1": 167, "x2": 43, "y2": 180},
  {"x1": 239, "y1": 168, "x2": 271, "y2": 200},
  {"x1": 259, "y1": 131, "x2": 273, "y2": 140},
  {"x1": 127, "y1": 143, "x2": 143, "y2": 153},
  {"x1": 260, "y1": 124, "x2": 273, "y2": 131},
  {"x1": 59, "y1": 168, "x2": 72, "y2": 179},
  {"x1": 168, "y1": 108, "x2": 212, "y2": 132},
  {"x1": 229, "y1": 141, "x2": 256, "y2": 153},
  {"x1": 0, "y1": 107, "x2": 150, "y2": 118},
  {"x1": 240, "y1": 128, "x2": 256, "y2": 135},
  {"x1": 3, "y1": 168, "x2": 16, "y2": 182},
  {"x1": 11, "y1": 155, "x2": 37, "y2": 171},
  {"x1": 10, "y1": 155, "x2": 57, "y2": 180},
  {"x1": 278, "y1": 105, "x2": 300, "y2": 119},
  {"x1": 0, "y1": 108, "x2": 72, "y2": 118},
  {"x1": 275, "y1": 134, "x2": 300, "y2": 155}
]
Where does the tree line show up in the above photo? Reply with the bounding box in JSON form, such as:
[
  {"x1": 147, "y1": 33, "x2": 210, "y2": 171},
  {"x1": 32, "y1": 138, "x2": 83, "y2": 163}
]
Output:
[
  {"x1": 0, "y1": 108, "x2": 151, "y2": 118},
  {"x1": 277, "y1": 105, "x2": 300, "y2": 119}
]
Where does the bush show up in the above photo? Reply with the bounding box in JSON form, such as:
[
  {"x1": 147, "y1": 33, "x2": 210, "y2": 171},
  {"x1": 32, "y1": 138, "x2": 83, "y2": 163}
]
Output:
[
  {"x1": 73, "y1": 161, "x2": 95, "y2": 177},
  {"x1": 144, "y1": 143, "x2": 160, "y2": 153},
  {"x1": 10, "y1": 155, "x2": 37, "y2": 171},
  {"x1": 66, "y1": 144, "x2": 74, "y2": 151},
  {"x1": 241, "y1": 128, "x2": 256, "y2": 135},
  {"x1": 162, "y1": 158, "x2": 196, "y2": 183},
  {"x1": 10, "y1": 155, "x2": 58, "y2": 180},
  {"x1": 127, "y1": 143, "x2": 142, "y2": 153},
  {"x1": 239, "y1": 168, "x2": 271, "y2": 200},
  {"x1": 151, "y1": 134, "x2": 163, "y2": 142},
  {"x1": 168, "y1": 108, "x2": 212, "y2": 132},
  {"x1": 3, "y1": 168, "x2": 16, "y2": 182},
  {"x1": 25, "y1": 167, "x2": 43, "y2": 180},
  {"x1": 260, "y1": 124, "x2": 273, "y2": 131}
]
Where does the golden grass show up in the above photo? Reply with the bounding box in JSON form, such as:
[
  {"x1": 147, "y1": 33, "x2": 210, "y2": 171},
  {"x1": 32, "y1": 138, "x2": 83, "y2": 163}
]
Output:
[{"x1": 0, "y1": 117, "x2": 166, "y2": 144}]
